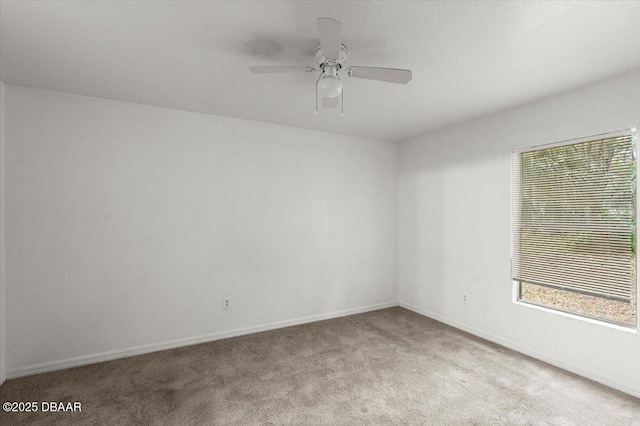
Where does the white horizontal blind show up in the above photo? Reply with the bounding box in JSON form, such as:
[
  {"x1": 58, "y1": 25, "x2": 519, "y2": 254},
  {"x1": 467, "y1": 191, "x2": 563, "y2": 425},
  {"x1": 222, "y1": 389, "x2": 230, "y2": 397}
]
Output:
[{"x1": 512, "y1": 131, "x2": 636, "y2": 301}]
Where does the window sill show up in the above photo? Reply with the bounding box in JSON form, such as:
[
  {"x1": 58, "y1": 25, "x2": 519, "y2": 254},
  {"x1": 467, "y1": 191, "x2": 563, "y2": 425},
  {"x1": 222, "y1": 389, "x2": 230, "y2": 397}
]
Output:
[{"x1": 513, "y1": 300, "x2": 638, "y2": 334}]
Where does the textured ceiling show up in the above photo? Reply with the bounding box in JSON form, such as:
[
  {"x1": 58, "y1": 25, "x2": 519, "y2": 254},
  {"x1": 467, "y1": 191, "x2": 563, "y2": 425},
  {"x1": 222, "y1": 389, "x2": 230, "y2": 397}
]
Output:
[{"x1": 2, "y1": 1, "x2": 640, "y2": 142}]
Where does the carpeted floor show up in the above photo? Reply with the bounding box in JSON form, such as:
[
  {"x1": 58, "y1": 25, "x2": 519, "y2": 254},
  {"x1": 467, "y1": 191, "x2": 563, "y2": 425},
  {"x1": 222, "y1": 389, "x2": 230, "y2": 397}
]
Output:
[{"x1": 1, "y1": 307, "x2": 639, "y2": 425}]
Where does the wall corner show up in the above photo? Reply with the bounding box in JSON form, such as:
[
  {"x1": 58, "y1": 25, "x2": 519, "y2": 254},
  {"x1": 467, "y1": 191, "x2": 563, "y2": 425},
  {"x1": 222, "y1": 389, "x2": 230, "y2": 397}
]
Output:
[{"x1": 0, "y1": 80, "x2": 7, "y2": 386}]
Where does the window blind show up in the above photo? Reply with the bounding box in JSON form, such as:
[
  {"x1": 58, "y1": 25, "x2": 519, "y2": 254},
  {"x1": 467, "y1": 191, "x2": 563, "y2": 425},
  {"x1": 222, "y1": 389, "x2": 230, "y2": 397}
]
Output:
[{"x1": 512, "y1": 131, "x2": 636, "y2": 302}]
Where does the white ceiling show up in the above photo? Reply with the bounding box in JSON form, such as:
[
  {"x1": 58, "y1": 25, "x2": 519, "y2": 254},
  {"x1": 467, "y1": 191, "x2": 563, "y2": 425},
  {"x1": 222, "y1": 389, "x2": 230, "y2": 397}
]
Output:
[{"x1": 2, "y1": 1, "x2": 640, "y2": 142}]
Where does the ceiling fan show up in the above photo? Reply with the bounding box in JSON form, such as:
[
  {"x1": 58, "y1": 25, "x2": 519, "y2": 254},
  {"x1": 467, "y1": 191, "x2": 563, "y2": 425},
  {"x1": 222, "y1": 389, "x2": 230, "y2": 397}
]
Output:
[{"x1": 249, "y1": 17, "x2": 412, "y2": 115}]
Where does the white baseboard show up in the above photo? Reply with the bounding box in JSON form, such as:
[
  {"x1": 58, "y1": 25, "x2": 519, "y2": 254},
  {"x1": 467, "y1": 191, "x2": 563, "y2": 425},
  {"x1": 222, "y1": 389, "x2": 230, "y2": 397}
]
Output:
[
  {"x1": 399, "y1": 301, "x2": 640, "y2": 399},
  {"x1": 6, "y1": 301, "x2": 399, "y2": 380}
]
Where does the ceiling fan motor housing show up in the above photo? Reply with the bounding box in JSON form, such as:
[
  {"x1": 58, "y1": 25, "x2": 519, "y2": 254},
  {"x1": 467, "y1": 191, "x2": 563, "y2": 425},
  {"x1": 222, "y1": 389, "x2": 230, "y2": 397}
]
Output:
[{"x1": 315, "y1": 44, "x2": 348, "y2": 69}]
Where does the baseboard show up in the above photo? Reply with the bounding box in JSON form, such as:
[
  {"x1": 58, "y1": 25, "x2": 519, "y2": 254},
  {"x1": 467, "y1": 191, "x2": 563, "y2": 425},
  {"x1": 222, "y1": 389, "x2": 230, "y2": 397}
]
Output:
[
  {"x1": 399, "y1": 301, "x2": 640, "y2": 399},
  {"x1": 6, "y1": 301, "x2": 398, "y2": 380}
]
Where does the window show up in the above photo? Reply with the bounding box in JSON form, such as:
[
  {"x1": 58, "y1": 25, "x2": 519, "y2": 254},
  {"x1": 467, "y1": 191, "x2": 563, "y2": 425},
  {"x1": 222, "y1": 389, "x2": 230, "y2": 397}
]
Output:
[{"x1": 512, "y1": 129, "x2": 637, "y2": 327}]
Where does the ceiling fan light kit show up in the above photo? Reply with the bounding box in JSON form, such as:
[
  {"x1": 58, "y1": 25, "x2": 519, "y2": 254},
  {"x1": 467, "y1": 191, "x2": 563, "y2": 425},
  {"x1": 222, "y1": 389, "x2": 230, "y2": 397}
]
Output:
[
  {"x1": 317, "y1": 73, "x2": 343, "y2": 99},
  {"x1": 249, "y1": 17, "x2": 412, "y2": 116}
]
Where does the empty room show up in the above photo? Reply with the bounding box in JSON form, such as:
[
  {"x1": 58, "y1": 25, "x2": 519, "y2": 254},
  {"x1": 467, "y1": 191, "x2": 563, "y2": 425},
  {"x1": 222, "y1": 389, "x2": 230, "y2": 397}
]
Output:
[{"x1": 0, "y1": 1, "x2": 639, "y2": 424}]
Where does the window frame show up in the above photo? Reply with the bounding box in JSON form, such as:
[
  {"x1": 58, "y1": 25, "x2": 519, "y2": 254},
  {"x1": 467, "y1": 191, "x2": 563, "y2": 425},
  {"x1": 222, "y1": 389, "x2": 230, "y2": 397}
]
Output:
[{"x1": 511, "y1": 128, "x2": 639, "y2": 331}]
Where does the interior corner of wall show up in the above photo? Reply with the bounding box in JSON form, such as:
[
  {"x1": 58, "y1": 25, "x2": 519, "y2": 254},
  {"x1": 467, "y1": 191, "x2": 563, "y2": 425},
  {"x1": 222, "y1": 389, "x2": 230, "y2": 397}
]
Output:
[{"x1": 0, "y1": 79, "x2": 7, "y2": 385}]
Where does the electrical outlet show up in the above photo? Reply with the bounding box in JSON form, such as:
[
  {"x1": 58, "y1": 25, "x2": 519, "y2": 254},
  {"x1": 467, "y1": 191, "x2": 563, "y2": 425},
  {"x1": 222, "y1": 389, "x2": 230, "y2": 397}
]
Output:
[
  {"x1": 463, "y1": 294, "x2": 467, "y2": 302},
  {"x1": 223, "y1": 298, "x2": 231, "y2": 309}
]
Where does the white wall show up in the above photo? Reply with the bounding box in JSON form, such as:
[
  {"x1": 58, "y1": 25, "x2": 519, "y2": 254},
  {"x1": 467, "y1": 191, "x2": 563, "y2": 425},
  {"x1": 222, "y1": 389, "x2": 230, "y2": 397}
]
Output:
[
  {"x1": 0, "y1": 81, "x2": 6, "y2": 385},
  {"x1": 399, "y1": 69, "x2": 640, "y2": 397},
  {"x1": 4, "y1": 85, "x2": 398, "y2": 377},
  {"x1": 7, "y1": 71, "x2": 639, "y2": 399}
]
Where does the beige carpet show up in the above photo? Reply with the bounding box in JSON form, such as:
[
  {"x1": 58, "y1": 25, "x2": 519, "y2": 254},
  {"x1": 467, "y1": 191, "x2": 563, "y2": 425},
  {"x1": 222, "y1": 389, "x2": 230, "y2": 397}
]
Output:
[{"x1": 1, "y1": 307, "x2": 639, "y2": 425}]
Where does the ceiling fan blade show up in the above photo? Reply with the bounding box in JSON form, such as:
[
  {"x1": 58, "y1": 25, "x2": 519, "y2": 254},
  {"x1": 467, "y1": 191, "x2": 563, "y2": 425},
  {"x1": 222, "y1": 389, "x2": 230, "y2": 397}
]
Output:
[
  {"x1": 346, "y1": 66, "x2": 412, "y2": 84},
  {"x1": 322, "y1": 97, "x2": 339, "y2": 108},
  {"x1": 249, "y1": 66, "x2": 316, "y2": 74},
  {"x1": 317, "y1": 17, "x2": 343, "y2": 61}
]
